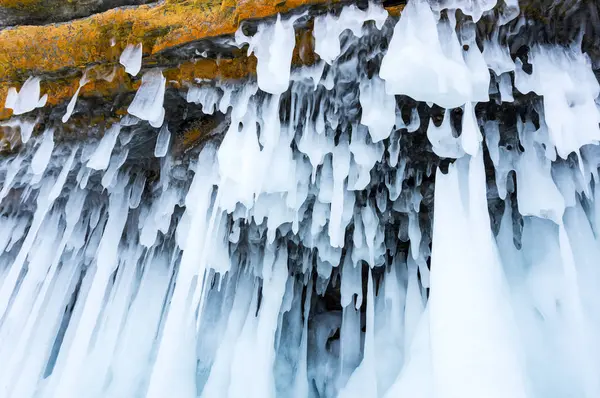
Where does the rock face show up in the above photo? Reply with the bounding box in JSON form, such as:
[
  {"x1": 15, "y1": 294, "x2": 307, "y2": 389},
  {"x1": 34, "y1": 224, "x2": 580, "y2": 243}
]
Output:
[
  {"x1": 0, "y1": 0, "x2": 599, "y2": 145},
  {"x1": 0, "y1": 0, "x2": 154, "y2": 27},
  {"x1": 0, "y1": 0, "x2": 351, "y2": 121}
]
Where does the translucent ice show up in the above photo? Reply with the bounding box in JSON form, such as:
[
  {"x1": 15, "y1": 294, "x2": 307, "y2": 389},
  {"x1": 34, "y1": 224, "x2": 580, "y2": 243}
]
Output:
[
  {"x1": 380, "y1": 0, "x2": 473, "y2": 108},
  {"x1": 236, "y1": 14, "x2": 301, "y2": 94},
  {"x1": 30, "y1": 129, "x2": 54, "y2": 177},
  {"x1": 429, "y1": 152, "x2": 528, "y2": 398},
  {"x1": 62, "y1": 73, "x2": 89, "y2": 123},
  {"x1": 119, "y1": 43, "x2": 143, "y2": 76},
  {"x1": 87, "y1": 124, "x2": 121, "y2": 171},
  {"x1": 515, "y1": 46, "x2": 600, "y2": 158},
  {"x1": 2, "y1": 3, "x2": 600, "y2": 398},
  {"x1": 313, "y1": 3, "x2": 387, "y2": 64},
  {"x1": 5, "y1": 77, "x2": 47, "y2": 115},
  {"x1": 359, "y1": 76, "x2": 396, "y2": 142},
  {"x1": 154, "y1": 124, "x2": 171, "y2": 158},
  {"x1": 127, "y1": 69, "x2": 166, "y2": 128}
]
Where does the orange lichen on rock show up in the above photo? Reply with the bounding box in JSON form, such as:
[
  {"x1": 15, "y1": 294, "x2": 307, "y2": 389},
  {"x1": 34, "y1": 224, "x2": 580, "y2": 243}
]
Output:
[
  {"x1": 0, "y1": 55, "x2": 260, "y2": 121},
  {"x1": 0, "y1": 0, "x2": 339, "y2": 120},
  {"x1": 0, "y1": 0, "x2": 339, "y2": 82},
  {"x1": 0, "y1": 0, "x2": 403, "y2": 123},
  {"x1": 0, "y1": 0, "x2": 41, "y2": 8}
]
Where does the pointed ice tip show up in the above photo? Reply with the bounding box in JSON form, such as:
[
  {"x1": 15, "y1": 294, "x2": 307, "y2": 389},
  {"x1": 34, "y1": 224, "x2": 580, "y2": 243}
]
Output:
[
  {"x1": 4, "y1": 87, "x2": 17, "y2": 109},
  {"x1": 37, "y1": 94, "x2": 47, "y2": 108}
]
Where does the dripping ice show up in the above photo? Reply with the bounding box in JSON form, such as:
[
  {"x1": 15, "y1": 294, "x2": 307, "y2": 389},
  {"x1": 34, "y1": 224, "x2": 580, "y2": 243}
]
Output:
[{"x1": 0, "y1": 0, "x2": 600, "y2": 397}]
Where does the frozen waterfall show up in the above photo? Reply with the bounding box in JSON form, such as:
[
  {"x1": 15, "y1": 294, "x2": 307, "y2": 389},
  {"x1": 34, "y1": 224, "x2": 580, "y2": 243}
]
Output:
[{"x1": 1, "y1": 0, "x2": 600, "y2": 397}]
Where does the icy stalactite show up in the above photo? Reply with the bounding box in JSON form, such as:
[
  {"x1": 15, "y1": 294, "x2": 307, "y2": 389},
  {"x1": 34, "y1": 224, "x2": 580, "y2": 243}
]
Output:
[
  {"x1": 119, "y1": 43, "x2": 143, "y2": 77},
  {"x1": 62, "y1": 73, "x2": 90, "y2": 123},
  {"x1": 127, "y1": 69, "x2": 166, "y2": 128},
  {"x1": 4, "y1": 77, "x2": 47, "y2": 115},
  {"x1": 1, "y1": 1, "x2": 600, "y2": 398},
  {"x1": 429, "y1": 151, "x2": 528, "y2": 398},
  {"x1": 236, "y1": 14, "x2": 304, "y2": 95}
]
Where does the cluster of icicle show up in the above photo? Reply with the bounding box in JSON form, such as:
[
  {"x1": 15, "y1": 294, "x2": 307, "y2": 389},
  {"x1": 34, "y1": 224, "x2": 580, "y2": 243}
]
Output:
[{"x1": 2, "y1": 0, "x2": 600, "y2": 397}]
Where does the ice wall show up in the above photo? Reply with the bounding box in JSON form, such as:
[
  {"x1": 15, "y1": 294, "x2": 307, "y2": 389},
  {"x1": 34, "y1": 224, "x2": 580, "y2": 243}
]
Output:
[{"x1": 1, "y1": 0, "x2": 600, "y2": 397}]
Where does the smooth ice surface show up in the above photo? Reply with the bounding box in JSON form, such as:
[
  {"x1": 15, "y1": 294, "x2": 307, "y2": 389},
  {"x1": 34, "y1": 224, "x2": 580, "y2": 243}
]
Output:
[
  {"x1": 86, "y1": 124, "x2": 121, "y2": 171},
  {"x1": 236, "y1": 14, "x2": 302, "y2": 94},
  {"x1": 515, "y1": 46, "x2": 600, "y2": 159},
  {"x1": 62, "y1": 74, "x2": 90, "y2": 123},
  {"x1": 119, "y1": 43, "x2": 143, "y2": 76},
  {"x1": 127, "y1": 69, "x2": 166, "y2": 128},
  {"x1": 154, "y1": 124, "x2": 171, "y2": 158},
  {"x1": 380, "y1": 0, "x2": 472, "y2": 108},
  {"x1": 4, "y1": 77, "x2": 48, "y2": 115},
  {"x1": 429, "y1": 152, "x2": 528, "y2": 398}
]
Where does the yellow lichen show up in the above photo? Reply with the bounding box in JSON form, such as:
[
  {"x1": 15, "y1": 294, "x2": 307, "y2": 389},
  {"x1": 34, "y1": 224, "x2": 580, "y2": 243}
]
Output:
[{"x1": 0, "y1": 1, "x2": 403, "y2": 122}]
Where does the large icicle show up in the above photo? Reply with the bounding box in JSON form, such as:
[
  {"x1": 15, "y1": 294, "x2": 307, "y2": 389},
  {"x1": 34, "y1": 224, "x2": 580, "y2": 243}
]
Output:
[{"x1": 429, "y1": 152, "x2": 528, "y2": 398}]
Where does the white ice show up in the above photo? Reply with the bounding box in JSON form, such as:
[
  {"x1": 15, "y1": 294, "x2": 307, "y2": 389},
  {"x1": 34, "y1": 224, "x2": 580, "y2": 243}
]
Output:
[
  {"x1": 4, "y1": 77, "x2": 47, "y2": 115},
  {"x1": 119, "y1": 43, "x2": 143, "y2": 77},
  {"x1": 1, "y1": 2, "x2": 600, "y2": 398},
  {"x1": 127, "y1": 69, "x2": 166, "y2": 128}
]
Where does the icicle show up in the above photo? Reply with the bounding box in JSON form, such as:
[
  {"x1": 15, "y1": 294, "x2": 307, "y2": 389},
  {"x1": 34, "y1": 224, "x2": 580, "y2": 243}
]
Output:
[
  {"x1": 427, "y1": 110, "x2": 465, "y2": 158},
  {"x1": 3, "y1": 3, "x2": 600, "y2": 397},
  {"x1": 186, "y1": 85, "x2": 222, "y2": 114},
  {"x1": 4, "y1": 77, "x2": 47, "y2": 115},
  {"x1": 460, "y1": 102, "x2": 482, "y2": 156},
  {"x1": 30, "y1": 129, "x2": 54, "y2": 177},
  {"x1": 154, "y1": 124, "x2": 171, "y2": 158},
  {"x1": 127, "y1": 69, "x2": 166, "y2": 128},
  {"x1": 429, "y1": 152, "x2": 528, "y2": 398},
  {"x1": 429, "y1": 0, "x2": 497, "y2": 22},
  {"x1": 498, "y1": 73, "x2": 515, "y2": 102},
  {"x1": 359, "y1": 76, "x2": 396, "y2": 142},
  {"x1": 380, "y1": 0, "x2": 473, "y2": 108},
  {"x1": 87, "y1": 124, "x2": 121, "y2": 171},
  {"x1": 236, "y1": 14, "x2": 302, "y2": 94},
  {"x1": 119, "y1": 43, "x2": 143, "y2": 76},
  {"x1": 313, "y1": 4, "x2": 387, "y2": 64},
  {"x1": 515, "y1": 45, "x2": 600, "y2": 159},
  {"x1": 338, "y1": 269, "x2": 377, "y2": 398},
  {"x1": 62, "y1": 73, "x2": 89, "y2": 123}
]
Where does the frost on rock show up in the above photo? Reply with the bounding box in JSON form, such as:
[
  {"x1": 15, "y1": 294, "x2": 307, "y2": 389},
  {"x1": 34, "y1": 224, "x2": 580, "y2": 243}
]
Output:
[{"x1": 2, "y1": 1, "x2": 600, "y2": 398}]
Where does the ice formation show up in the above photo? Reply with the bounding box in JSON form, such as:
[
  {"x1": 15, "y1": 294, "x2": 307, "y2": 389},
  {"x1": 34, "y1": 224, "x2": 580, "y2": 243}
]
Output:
[
  {"x1": 1, "y1": 1, "x2": 600, "y2": 397},
  {"x1": 127, "y1": 69, "x2": 166, "y2": 128},
  {"x1": 4, "y1": 77, "x2": 48, "y2": 116},
  {"x1": 120, "y1": 43, "x2": 143, "y2": 77}
]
